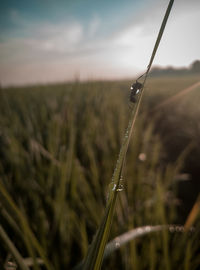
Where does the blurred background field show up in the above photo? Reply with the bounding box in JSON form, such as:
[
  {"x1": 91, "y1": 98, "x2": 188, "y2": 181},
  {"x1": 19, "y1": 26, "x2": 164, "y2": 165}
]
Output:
[
  {"x1": 1, "y1": 0, "x2": 200, "y2": 268},
  {"x1": 0, "y1": 74, "x2": 200, "y2": 269}
]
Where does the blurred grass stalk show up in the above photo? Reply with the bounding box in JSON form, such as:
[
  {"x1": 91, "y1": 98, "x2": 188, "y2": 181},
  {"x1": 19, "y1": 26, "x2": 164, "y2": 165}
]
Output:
[
  {"x1": 184, "y1": 194, "x2": 200, "y2": 231},
  {"x1": 0, "y1": 225, "x2": 29, "y2": 270},
  {"x1": 82, "y1": 97, "x2": 143, "y2": 270},
  {"x1": 82, "y1": 0, "x2": 175, "y2": 269},
  {"x1": 0, "y1": 180, "x2": 54, "y2": 270}
]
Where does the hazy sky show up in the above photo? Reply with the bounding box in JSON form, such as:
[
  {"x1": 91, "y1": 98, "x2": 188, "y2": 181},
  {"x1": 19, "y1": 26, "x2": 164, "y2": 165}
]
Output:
[{"x1": 0, "y1": 0, "x2": 199, "y2": 86}]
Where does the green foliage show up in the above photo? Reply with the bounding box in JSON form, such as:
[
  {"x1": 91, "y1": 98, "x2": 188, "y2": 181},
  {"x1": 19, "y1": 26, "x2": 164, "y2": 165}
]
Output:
[{"x1": 0, "y1": 76, "x2": 200, "y2": 269}]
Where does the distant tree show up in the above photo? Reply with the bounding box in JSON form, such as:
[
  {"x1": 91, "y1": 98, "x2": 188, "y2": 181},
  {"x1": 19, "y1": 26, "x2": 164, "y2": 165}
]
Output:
[
  {"x1": 150, "y1": 60, "x2": 200, "y2": 77},
  {"x1": 190, "y1": 60, "x2": 200, "y2": 73}
]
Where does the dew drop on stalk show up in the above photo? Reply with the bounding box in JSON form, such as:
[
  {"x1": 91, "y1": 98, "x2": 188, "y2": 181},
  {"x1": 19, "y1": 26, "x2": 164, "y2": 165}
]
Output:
[
  {"x1": 136, "y1": 89, "x2": 140, "y2": 94},
  {"x1": 145, "y1": 226, "x2": 151, "y2": 232},
  {"x1": 112, "y1": 184, "x2": 117, "y2": 191},
  {"x1": 138, "y1": 153, "x2": 147, "y2": 161},
  {"x1": 169, "y1": 225, "x2": 175, "y2": 233},
  {"x1": 117, "y1": 175, "x2": 124, "y2": 191},
  {"x1": 137, "y1": 228, "x2": 143, "y2": 234},
  {"x1": 5, "y1": 261, "x2": 17, "y2": 270},
  {"x1": 115, "y1": 241, "x2": 120, "y2": 248},
  {"x1": 116, "y1": 185, "x2": 123, "y2": 192},
  {"x1": 125, "y1": 129, "x2": 129, "y2": 138},
  {"x1": 114, "y1": 237, "x2": 121, "y2": 248}
]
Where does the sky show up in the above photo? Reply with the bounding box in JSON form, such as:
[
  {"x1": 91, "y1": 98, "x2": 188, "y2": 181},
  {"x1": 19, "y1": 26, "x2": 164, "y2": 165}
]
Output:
[{"x1": 0, "y1": 0, "x2": 199, "y2": 86}]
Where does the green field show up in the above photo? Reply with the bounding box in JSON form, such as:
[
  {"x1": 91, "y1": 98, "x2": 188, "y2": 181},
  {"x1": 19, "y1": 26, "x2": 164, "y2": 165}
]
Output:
[{"x1": 0, "y1": 75, "x2": 200, "y2": 269}]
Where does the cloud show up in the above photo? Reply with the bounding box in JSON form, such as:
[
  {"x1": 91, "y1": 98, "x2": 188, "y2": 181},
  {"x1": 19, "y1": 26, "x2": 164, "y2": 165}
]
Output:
[
  {"x1": 0, "y1": 20, "x2": 84, "y2": 63},
  {"x1": 88, "y1": 15, "x2": 100, "y2": 37},
  {"x1": 0, "y1": 0, "x2": 200, "y2": 86},
  {"x1": 109, "y1": 0, "x2": 200, "y2": 69},
  {"x1": 9, "y1": 8, "x2": 26, "y2": 25},
  {"x1": 37, "y1": 23, "x2": 83, "y2": 53}
]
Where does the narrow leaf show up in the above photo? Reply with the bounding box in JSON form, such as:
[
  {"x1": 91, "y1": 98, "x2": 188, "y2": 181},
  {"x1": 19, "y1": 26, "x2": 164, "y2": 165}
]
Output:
[
  {"x1": 0, "y1": 180, "x2": 54, "y2": 270},
  {"x1": 0, "y1": 224, "x2": 30, "y2": 270},
  {"x1": 82, "y1": 1, "x2": 175, "y2": 269}
]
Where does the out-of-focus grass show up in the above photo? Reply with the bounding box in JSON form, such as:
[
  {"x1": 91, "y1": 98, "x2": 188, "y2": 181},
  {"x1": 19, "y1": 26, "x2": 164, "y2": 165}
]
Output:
[{"x1": 0, "y1": 76, "x2": 200, "y2": 269}]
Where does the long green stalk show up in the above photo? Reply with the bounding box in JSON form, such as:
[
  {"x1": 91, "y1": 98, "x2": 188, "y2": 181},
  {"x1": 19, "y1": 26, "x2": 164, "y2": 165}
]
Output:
[{"x1": 82, "y1": 1, "x2": 175, "y2": 269}]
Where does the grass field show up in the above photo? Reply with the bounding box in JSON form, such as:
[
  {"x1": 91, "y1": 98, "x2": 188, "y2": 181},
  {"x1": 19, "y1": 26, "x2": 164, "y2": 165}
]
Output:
[{"x1": 0, "y1": 75, "x2": 200, "y2": 269}]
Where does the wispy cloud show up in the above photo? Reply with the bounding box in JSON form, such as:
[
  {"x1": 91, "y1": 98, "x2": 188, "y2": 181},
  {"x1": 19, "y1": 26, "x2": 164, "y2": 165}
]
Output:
[
  {"x1": 36, "y1": 22, "x2": 83, "y2": 53},
  {"x1": 0, "y1": 0, "x2": 199, "y2": 86},
  {"x1": 88, "y1": 15, "x2": 101, "y2": 37}
]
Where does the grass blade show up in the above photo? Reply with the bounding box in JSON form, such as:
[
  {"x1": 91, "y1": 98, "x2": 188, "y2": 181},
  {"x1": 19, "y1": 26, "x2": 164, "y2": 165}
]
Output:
[
  {"x1": 74, "y1": 225, "x2": 190, "y2": 270},
  {"x1": 0, "y1": 180, "x2": 54, "y2": 270},
  {"x1": 82, "y1": 1, "x2": 175, "y2": 269},
  {"x1": 103, "y1": 224, "x2": 188, "y2": 258},
  {"x1": 146, "y1": 0, "x2": 174, "y2": 74},
  {"x1": 82, "y1": 91, "x2": 143, "y2": 270},
  {"x1": 0, "y1": 224, "x2": 30, "y2": 270},
  {"x1": 184, "y1": 193, "x2": 200, "y2": 231}
]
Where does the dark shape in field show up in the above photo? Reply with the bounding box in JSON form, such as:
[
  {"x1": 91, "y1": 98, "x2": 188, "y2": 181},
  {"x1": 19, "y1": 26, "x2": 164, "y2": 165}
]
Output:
[{"x1": 130, "y1": 81, "x2": 143, "y2": 103}]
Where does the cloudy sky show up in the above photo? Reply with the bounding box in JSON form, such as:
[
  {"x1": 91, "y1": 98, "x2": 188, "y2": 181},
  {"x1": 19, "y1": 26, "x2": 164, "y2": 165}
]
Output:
[{"x1": 0, "y1": 0, "x2": 199, "y2": 86}]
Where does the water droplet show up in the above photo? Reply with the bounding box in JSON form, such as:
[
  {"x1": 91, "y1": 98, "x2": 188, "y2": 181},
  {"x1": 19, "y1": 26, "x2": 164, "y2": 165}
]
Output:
[
  {"x1": 116, "y1": 185, "x2": 123, "y2": 192},
  {"x1": 136, "y1": 89, "x2": 140, "y2": 94},
  {"x1": 112, "y1": 184, "x2": 117, "y2": 191},
  {"x1": 5, "y1": 261, "x2": 17, "y2": 270},
  {"x1": 117, "y1": 175, "x2": 124, "y2": 191},
  {"x1": 145, "y1": 226, "x2": 151, "y2": 232},
  {"x1": 115, "y1": 241, "x2": 120, "y2": 248},
  {"x1": 137, "y1": 228, "x2": 143, "y2": 234},
  {"x1": 169, "y1": 226, "x2": 174, "y2": 233},
  {"x1": 138, "y1": 153, "x2": 146, "y2": 161},
  {"x1": 176, "y1": 226, "x2": 183, "y2": 232}
]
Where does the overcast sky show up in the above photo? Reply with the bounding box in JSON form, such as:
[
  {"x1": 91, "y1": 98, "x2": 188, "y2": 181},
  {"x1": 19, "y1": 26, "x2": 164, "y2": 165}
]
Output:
[{"x1": 0, "y1": 0, "x2": 199, "y2": 86}]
